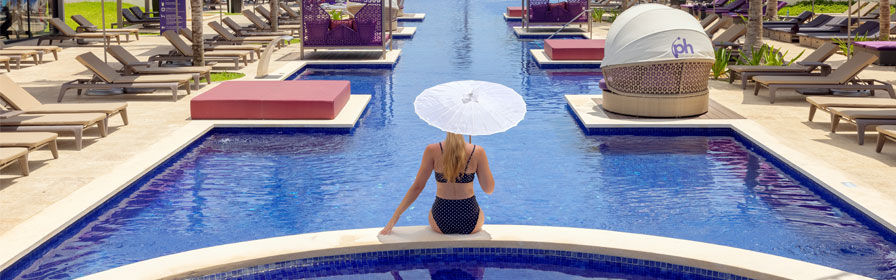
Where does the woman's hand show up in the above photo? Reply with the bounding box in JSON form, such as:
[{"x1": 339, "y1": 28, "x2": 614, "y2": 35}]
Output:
[{"x1": 379, "y1": 221, "x2": 396, "y2": 235}]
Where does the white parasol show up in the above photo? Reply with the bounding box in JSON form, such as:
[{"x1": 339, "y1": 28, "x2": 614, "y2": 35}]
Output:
[{"x1": 414, "y1": 80, "x2": 527, "y2": 137}]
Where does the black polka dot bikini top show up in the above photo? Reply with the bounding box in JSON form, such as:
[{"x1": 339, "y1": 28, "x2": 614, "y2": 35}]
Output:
[{"x1": 434, "y1": 143, "x2": 476, "y2": 183}]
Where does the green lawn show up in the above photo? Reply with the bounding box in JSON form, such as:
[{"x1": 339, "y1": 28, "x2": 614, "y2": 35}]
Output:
[
  {"x1": 63, "y1": 2, "x2": 136, "y2": 30},
  {"x1": 209, "y1": 72, "x2": 245, "y2": 82},
  {"x1": 779, "y1": 0, "x2": 895, "y2": 16}
]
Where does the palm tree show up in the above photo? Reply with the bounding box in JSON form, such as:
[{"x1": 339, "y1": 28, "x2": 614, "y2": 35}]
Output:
[
  {"x1": 766, "y1": 0, "x2": 777, "y2": 20},
  {"x1": 743, "y1": 0, "x2": 763, "y2": 56},
  {"x1": 270, "y1": 0, "x2": 279, "y2": 31},
  {"x1": 881, "y1": 0, "x2": 891, "y2": 40},
  {"x1": 191, "y1": 0, "x2": 204, "y2": 66}
]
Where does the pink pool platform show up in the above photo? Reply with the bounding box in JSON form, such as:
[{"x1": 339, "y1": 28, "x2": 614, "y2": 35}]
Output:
[
  {"x1": 507, "y1": 6, "x2": 522, "y2": 17},
  {"x1": 544, "y1": 39, "x2": 605, "y2": 60},
  {"x1": 191, "y1": 81, "x2": 351, "y2": 120}
]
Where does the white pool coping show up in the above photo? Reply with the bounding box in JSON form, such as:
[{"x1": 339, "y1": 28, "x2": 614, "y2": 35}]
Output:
[
  {"x1": 566, "y1": 94, "x2": 896, "y2": 235},
  {"x1": 503, "y1": 13, "x2": 521, "y2": 21},
  {"x1": 530, "y1": 49, "x2": 602, "y2": 67},
  {"x1": 397, "y1": 13, "x2": 425, "y2": 21},
  {"x1": 260, "y1": 49, "x2": 402, "y2": 80},
  {"x1": 0, "y1": 94, "x2": 371, "y2": 271},
  {"x1": 391, "y1": 26, "x2": 417, "y2": 38},
  {"x1": 512, "y1": 26, "x2": 589, "y2": 38},
  {"x1": 80, "y1": 225, "x2": 869, "y2": 280}
]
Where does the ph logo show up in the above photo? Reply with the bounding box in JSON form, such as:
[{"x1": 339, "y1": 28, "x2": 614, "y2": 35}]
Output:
[{"x1": 671, "y1": 37, "x2": 694, "y2": 58}]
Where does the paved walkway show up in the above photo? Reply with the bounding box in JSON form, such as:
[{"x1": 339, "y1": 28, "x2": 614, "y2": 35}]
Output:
[{"x1": 0, "y1": 21, "x2": 894, "y2": 238}]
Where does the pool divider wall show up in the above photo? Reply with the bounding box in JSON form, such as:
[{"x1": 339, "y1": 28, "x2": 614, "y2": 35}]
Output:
[{"x1": 81, "y1": 225, "x2": 868, "y2": 280}]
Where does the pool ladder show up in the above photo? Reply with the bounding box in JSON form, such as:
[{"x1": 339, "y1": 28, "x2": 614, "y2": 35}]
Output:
[{"x1": 546, "y1": 9, "x2": 592, "y2": 40}]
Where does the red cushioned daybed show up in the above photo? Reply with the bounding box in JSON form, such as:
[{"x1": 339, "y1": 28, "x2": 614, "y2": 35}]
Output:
[{"x1": 191, "y1": 81, "x2": 351, "y2": 120}]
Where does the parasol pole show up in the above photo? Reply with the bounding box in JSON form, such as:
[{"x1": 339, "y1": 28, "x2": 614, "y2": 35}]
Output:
[
  {"x1": 847, "y1": 0, "x2": 853, "y2": 56},
  {"x1": 101, "y1": 0, "x2": 108, "y2": 62}
]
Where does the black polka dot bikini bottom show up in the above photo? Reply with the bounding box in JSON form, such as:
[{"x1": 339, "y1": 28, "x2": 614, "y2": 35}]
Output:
[{"x1": 431, "y1": 196, "x2": 480, "y2": 234}]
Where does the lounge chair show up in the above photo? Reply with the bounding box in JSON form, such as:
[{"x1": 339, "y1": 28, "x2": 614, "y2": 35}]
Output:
[
  {"x1": 121, "y1": 9, "x2": 161, "y2": 28},
  {"x1": 242, "y1": 10, "x2": 301, "y2": 35},
  {"x1": 221, "y1": 17, "x2": 290, "y2": 37},
  {"x1": 60, "y1": 52, "x2": 194, "y2": 102},
  {"x1": 700, "y1": 13, "x2": 719, "y2": 28},
  {"x1": 107, "y1": 45, "x2": 211, "y2": 86},
  {"x1": 807, "y1": 96, "x2": 896, "y2": 122},
  {"x1": 209, "y1": 21, "x2": 288, "y2": 46},
  {"x1": 162, "y1": 30, "x2": 250, "y2": 69},
  {"x1": 129, "y1": 6, "x2": 160, "y2": 22},
  {"x1": 828, "y1": 107, "x2": 896, "y2": 144},
  {"x1": 0, "y1": 50, "x2": 40, "y2": 69},
  {"x1": 0, "y1": 113, "x2": 108, "y2": 150},
  {"x1": 71, "y1": 15, "x2": 140, "y2": 41},
  {"x1": 40, "y1": 18, "x2": 121, "y2": 45},
  {"x1": 0, "y1": 57, "x2": 9, "y2": 72},
  {"x1": 0, "y1": 132, "x2": 58, "y2": 159},
  {"x1": 0, "y1": 147, "x2": 29, "y2": 176},
  {"x1": 0, "y1": 74, "x2": 129, "y2": 125},
  {"x1": 751, "y1": 52, "x2": 895, "y2": 104},
  {"x1": 255, "y1": 6, "x2": 301, "y2": 25},
  {"x1": 178, "y1": 27, "x2": 262, "y2": 60},
  {"x1": 0, "y1": 41, "x2": 62, "y2": 61},
  {"x1": 763, "y1": 11, "x2": 813, "y2": 27},
  {"x1": 279, "y1": 2, "x2": 301, "y2": 19},
  {"x1": 765, "y1": 15, "x2": 844, "y2": 42},
  {"x1": 728, "y1": 42, "x2": 839, "y2": 89},
  {"x1": 713, "y1": 24, "x2": 746, "y2": 49},
  {"x1": 877, "y1": 125, "x2": 896, "y2": 153},
  {"x1": 798, "y1": 21, "x2": 882, "y2": 48}
]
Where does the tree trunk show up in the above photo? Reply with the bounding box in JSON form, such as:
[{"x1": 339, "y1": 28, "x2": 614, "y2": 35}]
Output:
[
  {"x1": 743, "y1": 0, "x2": 763, "y2": 56},
  {"x1": 270, "y1": 0, "x2": 279, "y2": 32},
  {"x1": 191, "y1": 0, "x2": 204, "y2": 66},
  {"x1": 766, "y1": 0, "x2": 777, "y2": 20},
  {"x1": 881, "y1": 0, "x2": 891, "y2": 41}
]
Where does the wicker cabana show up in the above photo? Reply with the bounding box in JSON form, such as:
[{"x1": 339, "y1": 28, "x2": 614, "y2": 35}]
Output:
[
  {"x1": 521, "y1": 0, "x2": 591, "y2": 31},
  {"x1": 300, "y1": 0, "x2": 393, "y2": 59},
  {"x1": 601, "y1": 4, "x2": 714, "y2": 117}
]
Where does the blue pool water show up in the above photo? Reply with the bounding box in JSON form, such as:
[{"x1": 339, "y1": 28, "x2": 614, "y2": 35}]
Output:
[
  {"x1": 4, "y1": 0, "x2": 896, "y2": 279},
  {"x1": 192, "y1": 248, "x2": 752, "y2": 280}
]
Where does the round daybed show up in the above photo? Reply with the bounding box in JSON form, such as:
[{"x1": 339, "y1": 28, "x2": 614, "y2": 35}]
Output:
[{"x1": 601, "y1": 4, "x2": 714, "y2": 117}]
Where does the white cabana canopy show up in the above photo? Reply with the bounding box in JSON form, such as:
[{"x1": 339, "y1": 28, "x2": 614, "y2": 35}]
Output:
[{"x1": 602, "y1": 4, "x2": 715, "y2": 67}]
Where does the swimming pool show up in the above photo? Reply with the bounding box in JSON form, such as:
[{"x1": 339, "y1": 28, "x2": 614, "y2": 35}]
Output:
[{"x1": 3, "y1": 0, "x2": 896, "y2": 279}]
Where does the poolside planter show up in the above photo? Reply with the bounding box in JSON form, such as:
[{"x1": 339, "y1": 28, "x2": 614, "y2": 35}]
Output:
[{"x1": 600, "y1": 4, "x2": 714, "y2": 117}]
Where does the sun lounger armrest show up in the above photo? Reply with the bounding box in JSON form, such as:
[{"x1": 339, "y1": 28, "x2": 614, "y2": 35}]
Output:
[
  {"x1": 796, "y1": 61, "x2": 832, "y2": 75},
  {"x1": 0, "y1": 110, "x2": 24, "y2": 119}
]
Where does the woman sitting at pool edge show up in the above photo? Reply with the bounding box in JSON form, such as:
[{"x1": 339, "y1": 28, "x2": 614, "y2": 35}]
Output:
[{"x1": 380, "y1": 132, "x2": 495, "y2": 235}]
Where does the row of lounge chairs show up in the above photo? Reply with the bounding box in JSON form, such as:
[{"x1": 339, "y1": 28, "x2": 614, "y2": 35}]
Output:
[
  {"x1": 0, "y1": 42, "x2": 62, "y2": 71},
  {"x1": 1, "y1": 74, "x2": 129, "y2": 175},
  {"x1": 40, "y1": 17, "x2": 139, "y2": 46},
  {"x1": 722, "y1": 39, "x2": 896, "y2": 150}
]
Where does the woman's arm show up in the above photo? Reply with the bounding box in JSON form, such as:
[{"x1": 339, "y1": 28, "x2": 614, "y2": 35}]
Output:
[
  {"x1": 380, "y1": 145, "x2": 435, "y2": 235},
  {"x1": 476, "y1": 147, "x2": 495, "y2": 195}
]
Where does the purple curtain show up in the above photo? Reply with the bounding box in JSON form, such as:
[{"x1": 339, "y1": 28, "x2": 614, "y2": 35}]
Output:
[{"x1": 302, "y1": 0, "x2": 384, "y2": 46}]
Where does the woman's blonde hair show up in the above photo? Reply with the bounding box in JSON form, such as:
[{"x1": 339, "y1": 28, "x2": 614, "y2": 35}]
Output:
[{"x1": 441, "y1": 132, "x2": 467, "y2": 182}]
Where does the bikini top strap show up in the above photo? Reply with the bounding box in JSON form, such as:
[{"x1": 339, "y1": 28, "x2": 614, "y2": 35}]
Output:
[
  {"x1": 463, "y1": 145, "x2": 476, "y2": 172},
  {"x1": 439, "y1": 142, "x2": 442, "y2": 152}
]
